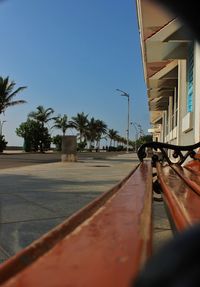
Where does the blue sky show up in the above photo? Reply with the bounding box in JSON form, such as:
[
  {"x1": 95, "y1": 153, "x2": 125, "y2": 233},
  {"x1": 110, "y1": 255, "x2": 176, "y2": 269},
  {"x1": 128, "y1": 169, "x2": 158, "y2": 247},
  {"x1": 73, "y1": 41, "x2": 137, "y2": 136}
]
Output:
[{"x1": 0, "y1": 0, "x2": 149, "y2": 146}]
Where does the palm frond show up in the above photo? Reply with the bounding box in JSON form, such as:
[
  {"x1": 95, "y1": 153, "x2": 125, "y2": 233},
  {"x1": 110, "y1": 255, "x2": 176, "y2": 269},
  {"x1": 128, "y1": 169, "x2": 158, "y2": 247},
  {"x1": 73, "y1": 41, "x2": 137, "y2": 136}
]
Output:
[
  {"x1": 6, "y1": 86, "x2": 27, "y2": 101},
  {"x1": 0, "y1": 76, "x2": 27, "y2": 114},
  {"x1": 5, "y1": 100, "x2": 27, "y2": 107}
]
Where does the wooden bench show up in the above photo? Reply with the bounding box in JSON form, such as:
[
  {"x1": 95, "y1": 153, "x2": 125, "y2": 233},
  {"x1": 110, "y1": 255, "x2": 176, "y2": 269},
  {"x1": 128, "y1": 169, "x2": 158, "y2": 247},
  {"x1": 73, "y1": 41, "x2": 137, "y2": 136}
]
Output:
[
  {"x1": 0, "y1": 161, "x2": 153, "y2": 287},
  {"x1": 133, "y1": 142, "x2": 200, "y2": 286},
  {"x1": 138, "y1": 141, "x2": 200, "y2": 231},
  {"x1": 2, "y1": 142, "x2": 199, "y2": 286}
]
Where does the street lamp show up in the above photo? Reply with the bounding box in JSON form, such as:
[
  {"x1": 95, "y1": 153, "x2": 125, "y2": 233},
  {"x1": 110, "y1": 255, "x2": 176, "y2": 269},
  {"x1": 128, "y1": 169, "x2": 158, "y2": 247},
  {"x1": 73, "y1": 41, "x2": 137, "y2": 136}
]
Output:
[{"x1": 116, "y1": 89, "x2": 130, "y2": 153}]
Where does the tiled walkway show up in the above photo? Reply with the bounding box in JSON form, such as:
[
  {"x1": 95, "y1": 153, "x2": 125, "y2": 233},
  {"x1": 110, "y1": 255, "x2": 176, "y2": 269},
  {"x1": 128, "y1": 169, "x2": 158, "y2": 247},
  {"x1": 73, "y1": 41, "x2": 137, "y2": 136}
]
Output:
[
  {"x1": 0, "y1": 154, "x2": 136, "y2": 262},
  {"x1": 0, "y1": 153, "x2": 173, "y2": 263}
]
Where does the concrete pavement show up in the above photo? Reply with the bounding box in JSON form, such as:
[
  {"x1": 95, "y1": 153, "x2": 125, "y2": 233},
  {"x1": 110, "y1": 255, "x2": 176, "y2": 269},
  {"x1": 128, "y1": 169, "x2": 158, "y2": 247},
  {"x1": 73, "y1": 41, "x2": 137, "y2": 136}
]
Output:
[
  {"x1": 0, "y1": 152, "x2": 173, "y2": 263},
  {"x1": 0, "y1": 153, "x2": 138, "y2": 262}
]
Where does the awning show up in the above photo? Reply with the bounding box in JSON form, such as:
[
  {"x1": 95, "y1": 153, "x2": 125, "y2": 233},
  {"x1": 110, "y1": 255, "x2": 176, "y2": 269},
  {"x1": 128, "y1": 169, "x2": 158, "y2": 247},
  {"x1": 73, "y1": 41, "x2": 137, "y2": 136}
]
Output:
[{"x1": 136, "y1": 0, "x2": 192, "y2": 125}]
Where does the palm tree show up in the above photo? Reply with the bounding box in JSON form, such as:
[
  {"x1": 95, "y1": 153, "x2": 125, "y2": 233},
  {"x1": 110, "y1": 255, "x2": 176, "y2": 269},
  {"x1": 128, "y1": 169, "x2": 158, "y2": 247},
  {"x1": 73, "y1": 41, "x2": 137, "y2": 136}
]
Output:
[
  {"x1": 28, "y1": 106, "x2": 54, "y2": 153},
  {"x1": 52, "y1": 114, "x2": 70, "y2": 136},
  {"x1": 95, "y1": 120, "x2": 107, "y2": 150},
  {"x1": 0, "y1": 76, "x2": 27, "y2": 115},
  {"x1": 70, "y1": 112, "x2": 89, "y2": 143},
  {"x1": 85, "y1": 117, "x2": 97, "y2": 150},
  {"x1": 108, "y1": 129, "x2": 118, "y2": 147},
  {"x1": 28, "y1": 105, "x2": 54, "y2": 128},
  {"x1": 115, "y1": 134, "x2": 123, "y2": 147}
]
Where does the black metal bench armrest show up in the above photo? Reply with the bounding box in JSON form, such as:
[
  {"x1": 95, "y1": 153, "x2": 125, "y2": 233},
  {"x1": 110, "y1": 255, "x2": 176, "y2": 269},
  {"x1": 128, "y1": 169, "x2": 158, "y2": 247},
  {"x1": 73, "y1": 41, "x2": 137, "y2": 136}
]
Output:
[{"x1": 137, "y1": 141, "x2": 200, "y2": 166}]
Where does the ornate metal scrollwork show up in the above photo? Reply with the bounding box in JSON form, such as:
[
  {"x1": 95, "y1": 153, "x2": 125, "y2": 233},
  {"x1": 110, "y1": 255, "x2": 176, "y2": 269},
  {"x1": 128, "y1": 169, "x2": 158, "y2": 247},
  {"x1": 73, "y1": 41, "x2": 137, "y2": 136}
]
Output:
[{"x1": 137, "y1": 141, "x2": 200, "y2": 166}]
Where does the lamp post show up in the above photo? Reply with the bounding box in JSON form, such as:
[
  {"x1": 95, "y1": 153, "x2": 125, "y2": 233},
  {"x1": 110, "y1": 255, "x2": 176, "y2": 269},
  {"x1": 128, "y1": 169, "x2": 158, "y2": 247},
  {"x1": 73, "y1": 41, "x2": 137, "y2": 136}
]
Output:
[{"x1": 116, "y1": 89, "x2": 130, "y2": 153}]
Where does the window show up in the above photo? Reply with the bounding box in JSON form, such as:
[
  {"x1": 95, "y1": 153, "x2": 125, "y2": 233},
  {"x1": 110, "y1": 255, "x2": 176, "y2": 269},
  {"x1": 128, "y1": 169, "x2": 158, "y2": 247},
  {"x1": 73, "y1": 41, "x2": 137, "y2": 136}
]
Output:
[{"x1": 187, "y1": 42, "x2": 194, "y2": 113}]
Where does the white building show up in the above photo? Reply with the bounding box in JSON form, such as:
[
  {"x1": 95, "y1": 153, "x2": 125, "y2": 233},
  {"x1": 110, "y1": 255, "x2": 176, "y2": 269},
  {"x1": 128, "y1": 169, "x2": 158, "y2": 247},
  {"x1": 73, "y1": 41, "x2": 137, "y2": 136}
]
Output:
[{"x1": 136, "y1": 0, "x2": 200, "y2": 146}]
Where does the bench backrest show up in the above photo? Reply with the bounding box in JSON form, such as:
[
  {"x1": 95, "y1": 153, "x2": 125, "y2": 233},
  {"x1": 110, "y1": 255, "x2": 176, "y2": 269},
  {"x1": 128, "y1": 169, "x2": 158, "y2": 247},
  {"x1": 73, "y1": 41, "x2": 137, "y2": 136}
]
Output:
[{"x1": 138, "y1": 141, "x2": 200, "y2": 232}]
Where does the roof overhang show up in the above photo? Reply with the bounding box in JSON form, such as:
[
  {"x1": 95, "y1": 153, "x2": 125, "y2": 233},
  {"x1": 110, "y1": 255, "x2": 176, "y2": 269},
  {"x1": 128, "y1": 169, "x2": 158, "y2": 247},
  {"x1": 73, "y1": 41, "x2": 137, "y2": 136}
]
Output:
[
  {"x1": 136, "y1": 0, "x2": 193, "y2": 124},
  {"x1": 148, "y1": 61, "x2": 178, "y2": 109}
]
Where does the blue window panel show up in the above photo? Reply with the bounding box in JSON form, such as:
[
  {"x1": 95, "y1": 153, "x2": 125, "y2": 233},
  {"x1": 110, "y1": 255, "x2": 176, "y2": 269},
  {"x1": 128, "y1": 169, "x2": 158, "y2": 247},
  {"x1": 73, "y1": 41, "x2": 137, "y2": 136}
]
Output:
[{"x1": 187, "y1": 43, "x2": 194, "y2": 113}]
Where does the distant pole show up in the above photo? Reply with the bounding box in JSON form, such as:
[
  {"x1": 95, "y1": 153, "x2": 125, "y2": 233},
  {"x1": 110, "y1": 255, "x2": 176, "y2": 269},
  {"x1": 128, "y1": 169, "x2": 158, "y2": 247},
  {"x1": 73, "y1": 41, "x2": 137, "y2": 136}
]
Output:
[
  {"x1": 116, "y1": 89, "x2": 130, "y2": 153},
  {"x1": 127, "y1": 95, "x2": 130, "y2": 153}
]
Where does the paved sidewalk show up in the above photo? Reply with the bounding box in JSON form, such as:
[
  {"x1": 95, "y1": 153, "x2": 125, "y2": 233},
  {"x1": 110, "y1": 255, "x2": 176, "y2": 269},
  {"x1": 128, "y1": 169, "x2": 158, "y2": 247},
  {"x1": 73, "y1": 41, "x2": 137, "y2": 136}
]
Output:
[
  {"x1": 153, "y1": 201, "x2": 173, "y2": 252},
  {"x1": 0, "y1": 153, "x2": 137, "y2": 262},
  {"x1": 0, "y1": 153, "x2": 173, "y2": 263}
]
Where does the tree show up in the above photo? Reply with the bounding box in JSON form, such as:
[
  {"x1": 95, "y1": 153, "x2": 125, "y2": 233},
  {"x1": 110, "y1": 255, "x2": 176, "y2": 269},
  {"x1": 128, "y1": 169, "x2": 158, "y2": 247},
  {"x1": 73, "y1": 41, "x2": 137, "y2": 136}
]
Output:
[
  {"x1": 0, "y1": 135, "x2": 7, "y2": 153},
  {"x1": 16, "y1": 119, "x2": 51, "y2": 152},
  {"x1": 0, "y1": 76, "x2": 27, "y2": 115},
  {"x1": 52, "y1": 135, "x2": 62, "y2": 151},
  {"x1": 27, "y1": 106, "x2": 54, "y2": 152},
  {"x1": 95, "y1": 120, "x2": 107, "y2": 150},
  {"x1": 108, "y1": 129, "x2": 118, "y2": 147},
  {"x1": 28, "y1": 105, "x2": 54, "y2": 128},
  {"x1": 70, "y1": 112, "x2": 88, "y2": 143},
  {"x1": 136, "y1": 134, "x2": 153, "y2": 148},
  {"x1": 52, "y1": 114, "x2": 70, "y2": 136},
  {"x1": 85, "y1": 117, "x2": 98, "y2": 150}
]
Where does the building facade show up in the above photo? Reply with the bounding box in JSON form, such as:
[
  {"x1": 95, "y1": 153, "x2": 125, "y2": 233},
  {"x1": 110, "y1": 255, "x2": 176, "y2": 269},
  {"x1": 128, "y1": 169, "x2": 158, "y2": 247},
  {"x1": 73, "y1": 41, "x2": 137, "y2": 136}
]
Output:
[{"x1": 136, "y1": 0, "x2": 200, "y2": 146}]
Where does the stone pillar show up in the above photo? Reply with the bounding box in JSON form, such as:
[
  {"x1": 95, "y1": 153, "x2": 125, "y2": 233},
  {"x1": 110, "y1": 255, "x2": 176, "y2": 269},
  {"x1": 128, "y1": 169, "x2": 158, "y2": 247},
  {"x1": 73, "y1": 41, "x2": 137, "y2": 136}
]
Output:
[{"x1": 61, "y1": 136, "x2": 77, "y2": 162}]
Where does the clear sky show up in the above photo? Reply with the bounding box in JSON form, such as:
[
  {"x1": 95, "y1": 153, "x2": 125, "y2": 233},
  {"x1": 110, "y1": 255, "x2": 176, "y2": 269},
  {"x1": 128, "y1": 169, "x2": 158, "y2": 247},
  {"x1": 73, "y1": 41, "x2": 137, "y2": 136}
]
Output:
[{"x1": 0, "y1": 0, "x2": 149, "y2": 146}]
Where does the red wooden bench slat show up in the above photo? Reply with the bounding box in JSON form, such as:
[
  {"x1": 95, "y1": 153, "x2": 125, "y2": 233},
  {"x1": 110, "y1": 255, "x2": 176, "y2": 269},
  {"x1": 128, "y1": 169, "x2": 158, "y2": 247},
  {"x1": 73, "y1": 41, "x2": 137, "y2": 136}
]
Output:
[
  {"x1": 184, "y1": 160, "x2": 200, "y2": 175},
  {"x1": 0, "y1": 162, "x2": 152, "y2": 287},
  {"x1": 157, "y1": 163, "x2": 200, "y2": 231},
  {"x1": 171, "y1": 164, "x2": 200, "y2": 196}
]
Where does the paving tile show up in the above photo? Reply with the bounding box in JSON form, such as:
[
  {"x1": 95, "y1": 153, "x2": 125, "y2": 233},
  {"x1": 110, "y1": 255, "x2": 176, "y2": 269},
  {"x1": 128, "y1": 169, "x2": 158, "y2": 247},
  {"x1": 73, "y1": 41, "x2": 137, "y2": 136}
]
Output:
[
  {"x1": 0, "y1": 217, "x2": 65, "y2": 256},
  {"x1": 0, "y1": 194, "x2": 55, "y2": 223},
  {"x1": 153, "y1": 200, "x2": 173, "y2": 253},
  {"x1": 17, "y1": 191, "x2": 102, "y2": 216},
  {"x1": 0, "y1": 246, "x2": 10, "y2": 264},
  {"x1": 153, "y1": 229, "x2": 173, "y2": 253}
]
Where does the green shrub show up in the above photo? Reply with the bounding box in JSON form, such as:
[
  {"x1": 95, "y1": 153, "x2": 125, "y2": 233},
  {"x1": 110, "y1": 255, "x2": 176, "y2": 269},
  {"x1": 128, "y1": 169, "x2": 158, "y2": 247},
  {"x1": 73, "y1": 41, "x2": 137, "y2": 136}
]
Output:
[
  {"x1": 0, "y1": 135, "x2": 7, "y2": 153},
  {"x1": 77, "y1": 141, "x2": 87, "y2": 152},
  {"x1": 52, "y1": 135, "x2": 62, "y2": 151}
]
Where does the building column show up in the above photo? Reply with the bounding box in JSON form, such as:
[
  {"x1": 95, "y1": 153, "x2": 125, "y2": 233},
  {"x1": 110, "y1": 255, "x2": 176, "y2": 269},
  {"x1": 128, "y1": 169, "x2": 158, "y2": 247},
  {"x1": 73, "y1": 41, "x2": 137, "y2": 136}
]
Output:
[
  {"x1": 194, "y1": 42, "x2": 200, "y2": 143},
  {"x1": 177, "y1": 60, "x2": 187, "y2": 145}
]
